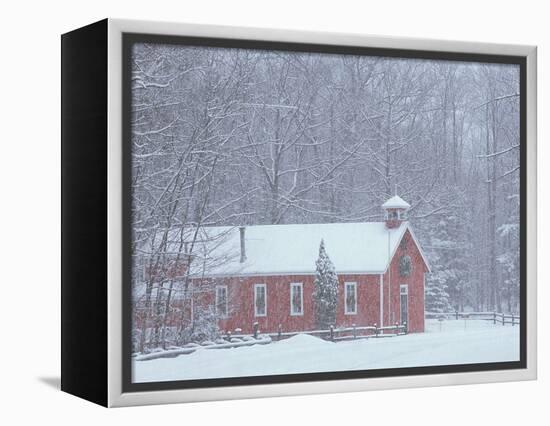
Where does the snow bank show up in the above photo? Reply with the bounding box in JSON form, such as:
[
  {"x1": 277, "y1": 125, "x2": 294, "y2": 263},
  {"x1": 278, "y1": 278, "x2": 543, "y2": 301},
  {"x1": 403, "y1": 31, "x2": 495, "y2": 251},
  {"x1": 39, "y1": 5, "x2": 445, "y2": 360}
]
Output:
[
  {"x1": 133, "y1": 320, "x2": 520, "y2": 383},
  {"x1": 276, "y1": 333, "x2": 331, "y2": 347},
  {"x1": 135, "y1": 335, "x2": 272, "y2": 361}
]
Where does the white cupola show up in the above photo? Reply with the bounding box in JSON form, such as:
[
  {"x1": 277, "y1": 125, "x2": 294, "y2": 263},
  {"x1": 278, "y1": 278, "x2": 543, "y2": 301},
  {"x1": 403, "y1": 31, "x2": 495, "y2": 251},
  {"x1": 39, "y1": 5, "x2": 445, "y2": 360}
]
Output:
[{"x1": 382, "y1": 195, "x2": 410, "y2": 229}]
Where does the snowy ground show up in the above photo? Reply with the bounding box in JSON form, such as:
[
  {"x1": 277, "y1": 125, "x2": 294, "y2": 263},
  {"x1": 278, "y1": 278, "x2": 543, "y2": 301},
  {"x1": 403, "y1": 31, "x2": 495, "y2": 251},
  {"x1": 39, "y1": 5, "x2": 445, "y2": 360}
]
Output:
[{"x1": 133, "y1": 319, "x2": 520, "y2": 383}]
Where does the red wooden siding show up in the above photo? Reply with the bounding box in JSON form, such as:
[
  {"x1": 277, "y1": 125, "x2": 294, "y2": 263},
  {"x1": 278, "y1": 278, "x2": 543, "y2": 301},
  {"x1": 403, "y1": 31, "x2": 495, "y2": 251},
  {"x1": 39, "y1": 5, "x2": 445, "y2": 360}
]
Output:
[
  {"x1": 219, "y1": 274, "x2": 387, "y2": 334},
  {"x1": 335, "y1": 275, "x2": 380, "y2": 328},
  {"x1": 382, "y1": 229, "x2": 427, "y2": 332},
  {"x1": 218, "y1": 275, "x2": 317, "y2": 334},
  {"x1": 135, "y1": 227, "x2": 428, "y2": 335}
]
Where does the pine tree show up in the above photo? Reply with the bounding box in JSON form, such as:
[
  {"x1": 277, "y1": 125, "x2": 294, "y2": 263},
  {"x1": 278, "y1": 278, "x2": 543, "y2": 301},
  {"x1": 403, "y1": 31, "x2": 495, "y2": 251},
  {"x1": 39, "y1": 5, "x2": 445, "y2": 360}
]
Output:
[
  {"x1": 497, "y1": 221, "x2": 520, "y2": 314},
  {"x1": 424, "y1": 213, "x2": 469, "y2": 313},
  {"x1": 425, "y1": 269, "x2": 452, "y2": 313},
  {"x1": 419, "y1": 186, "x2": 475, "y2": 313},
  {"x1": 313, "y1": 239, "x2": 339, "y2": 329}
]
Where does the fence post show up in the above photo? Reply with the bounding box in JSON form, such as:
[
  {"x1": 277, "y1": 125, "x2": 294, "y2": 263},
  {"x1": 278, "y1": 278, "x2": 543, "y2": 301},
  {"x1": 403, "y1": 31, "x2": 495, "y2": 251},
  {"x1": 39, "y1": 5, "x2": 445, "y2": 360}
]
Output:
[
  {"x1": 374, "y1": 323, "x2": 379, "y2": 338},
  {"x1": 511, "y1": 314, "x2": 515, "y2": 326},
  {"x1": 502, "y1": 313, "x2": 505, "y2": 326},
  {"x1": 330, "y1": 325, "x2": 334, "y2": 341},
  {"x1": 493, "y1": 312, "x2": 496, "y2": 325},
  {"x1": 395, "y1": 322, "x2": 399, "y2": 335},
  {"x1": 352, "y1": 323, "x2": 357, "y2": 339},
  {"x1": 455, "y1": 310, "x2": 459, "y2": 320},
  {"x1": 277, "y1": 324, "x2": 282, "y2": 341},
  {"x1": 404, "y1": 321, "x2": 408, "y2": 335},
  {"x1": 253, "y1": 322, "x2": 259, "y2": 339}
]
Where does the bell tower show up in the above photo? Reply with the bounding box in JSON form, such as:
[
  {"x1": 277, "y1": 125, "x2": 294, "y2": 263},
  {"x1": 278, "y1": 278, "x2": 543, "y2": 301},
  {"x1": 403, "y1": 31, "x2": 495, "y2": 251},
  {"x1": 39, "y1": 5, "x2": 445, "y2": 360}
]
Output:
[{"x1": 382, "y1": 195, "x2": 410, "y2": 229}]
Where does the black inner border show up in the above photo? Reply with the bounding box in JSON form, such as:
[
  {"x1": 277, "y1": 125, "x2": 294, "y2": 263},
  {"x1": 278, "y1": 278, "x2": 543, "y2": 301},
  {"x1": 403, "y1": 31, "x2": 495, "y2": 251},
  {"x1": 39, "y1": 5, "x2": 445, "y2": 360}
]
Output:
[{"x1": 122, "y1": 32, "x2": 527, "y2": 393}]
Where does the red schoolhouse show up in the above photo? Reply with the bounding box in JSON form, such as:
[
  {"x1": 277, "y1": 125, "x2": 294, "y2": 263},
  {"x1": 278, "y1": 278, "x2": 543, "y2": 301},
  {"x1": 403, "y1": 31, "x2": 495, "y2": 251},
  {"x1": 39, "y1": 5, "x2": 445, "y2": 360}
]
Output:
[{"x1": 138, "y1": 195, "x2": 429, "y2": 336}]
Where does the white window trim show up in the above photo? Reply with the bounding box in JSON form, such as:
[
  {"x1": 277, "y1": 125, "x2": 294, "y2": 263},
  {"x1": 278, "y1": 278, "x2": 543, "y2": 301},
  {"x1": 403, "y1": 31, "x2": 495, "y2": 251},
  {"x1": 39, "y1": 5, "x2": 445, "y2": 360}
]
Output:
[
  {"x1": 215, "y1": 285, "x2": 228, "y2": 318},
  {"x1": 290, "y1": 282, "x2": 304, "y2": 316},
  {"x1": 344, "y1": 281, "x2": 357, "y2": 315},
  {"x1": 254, "y1": 283, "x2": 267, "y2": 317},
  {"x1": 399, "y1": 284, "x2": 408, "y2": 325}
]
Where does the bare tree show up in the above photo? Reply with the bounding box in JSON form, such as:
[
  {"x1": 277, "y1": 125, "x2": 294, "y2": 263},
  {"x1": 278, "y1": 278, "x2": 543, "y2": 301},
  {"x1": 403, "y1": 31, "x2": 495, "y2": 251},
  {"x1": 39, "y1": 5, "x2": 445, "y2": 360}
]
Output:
[{"x1": 130, "y1": 43, "x2": 521, "y2": 351}]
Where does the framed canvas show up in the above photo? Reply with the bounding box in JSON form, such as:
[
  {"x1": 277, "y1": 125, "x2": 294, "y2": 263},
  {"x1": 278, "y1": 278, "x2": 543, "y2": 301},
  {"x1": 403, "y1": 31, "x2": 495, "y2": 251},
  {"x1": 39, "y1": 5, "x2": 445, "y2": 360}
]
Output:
[{"x1": 61, "y1": 18, "x2": 537, "y2": 407}]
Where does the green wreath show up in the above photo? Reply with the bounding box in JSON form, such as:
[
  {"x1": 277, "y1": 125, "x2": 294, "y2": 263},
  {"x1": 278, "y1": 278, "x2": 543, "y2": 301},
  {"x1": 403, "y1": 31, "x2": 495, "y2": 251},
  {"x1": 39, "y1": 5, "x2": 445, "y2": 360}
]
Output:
[{"x1": 399, "y1": 255, "x2": 412, "y2": 277}]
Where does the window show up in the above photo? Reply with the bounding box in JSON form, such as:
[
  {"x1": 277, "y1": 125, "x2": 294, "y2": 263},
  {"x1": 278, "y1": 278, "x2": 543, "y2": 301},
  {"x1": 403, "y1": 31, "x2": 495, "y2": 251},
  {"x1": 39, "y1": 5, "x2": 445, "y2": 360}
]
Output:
[
  {"x1": 290, "y1": 283, "x2": 303, "y2": 316},
  {"x1": 254, "y1": 284, "x2": 267, "y2": 317},
  {"x1": 215, "y1": 285, "x2": 228, "y2": 318},
  {"x1": 400, "y1": 284, "x2": 408, "y2": 325},
  {"x1": 345, "y1": 282, "x2": 357, "y2": 315},
  {"x1": 386, "y1": 209, "x2": 407, "y2": 220}
]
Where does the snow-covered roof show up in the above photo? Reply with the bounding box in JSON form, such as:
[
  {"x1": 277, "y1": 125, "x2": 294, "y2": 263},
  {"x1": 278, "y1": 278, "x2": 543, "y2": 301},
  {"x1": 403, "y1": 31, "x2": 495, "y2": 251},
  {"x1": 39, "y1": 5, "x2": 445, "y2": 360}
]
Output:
[
  {"x1": 147, "y1": 221, "x2": 427, "y2": 277},
  {"x1": 382, "y1": 195, "x2": 411, "y2": 209}
]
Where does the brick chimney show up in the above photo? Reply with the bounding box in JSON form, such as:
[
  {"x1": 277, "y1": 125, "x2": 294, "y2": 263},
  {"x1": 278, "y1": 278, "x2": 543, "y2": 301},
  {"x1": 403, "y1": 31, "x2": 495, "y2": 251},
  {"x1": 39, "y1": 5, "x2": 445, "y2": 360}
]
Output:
[{"x1": 239, "y1": 226, "x2": 247, "y2": 263}]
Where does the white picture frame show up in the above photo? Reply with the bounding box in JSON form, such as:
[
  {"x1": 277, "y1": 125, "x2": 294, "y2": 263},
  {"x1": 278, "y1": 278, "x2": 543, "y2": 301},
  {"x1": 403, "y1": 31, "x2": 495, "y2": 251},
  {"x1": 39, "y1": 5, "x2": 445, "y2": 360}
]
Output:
[{"x1": 61, "y1": 18, "x2": 537, "y2": 407}]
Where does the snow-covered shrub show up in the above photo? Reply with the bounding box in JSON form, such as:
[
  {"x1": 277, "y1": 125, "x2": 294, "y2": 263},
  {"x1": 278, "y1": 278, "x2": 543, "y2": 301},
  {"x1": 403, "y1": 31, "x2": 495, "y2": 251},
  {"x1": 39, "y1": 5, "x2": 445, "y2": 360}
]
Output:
[
  {"x1": 132, "y1": 329, "x2": 142, "y2": 354},
  {"x1": 189, "y1": 305, "x2": 220, "y2": 343}
]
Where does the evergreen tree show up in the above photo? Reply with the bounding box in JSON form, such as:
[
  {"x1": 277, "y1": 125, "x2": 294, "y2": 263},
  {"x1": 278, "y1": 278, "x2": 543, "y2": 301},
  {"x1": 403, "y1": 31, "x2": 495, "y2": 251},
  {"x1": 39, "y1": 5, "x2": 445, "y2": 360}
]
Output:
[
  {"x1": 425, "y1": 267, "x2": 452, "y2": 313},
  {"x1": 424, "y1": 213, "x2": 470, "y2": 312},
  {"x1": 313, "y1": 239, "x2": 339, "y2": 329},
  {"x1": 497, "y1": 221, "x2": 520, "y2": 313}
]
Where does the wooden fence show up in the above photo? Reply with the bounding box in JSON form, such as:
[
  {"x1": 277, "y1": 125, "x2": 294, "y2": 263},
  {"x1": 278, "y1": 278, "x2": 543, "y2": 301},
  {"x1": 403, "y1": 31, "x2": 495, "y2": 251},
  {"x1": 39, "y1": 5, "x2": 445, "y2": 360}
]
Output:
[
  {"x1": 136, "y1": 322, "x2": 408, "y2": 361},
  {"x1": 425, "y1": 311, "x2": 520, "y2": 326},
  {"x1": 228, "y1": 321, "x2": 407, "y2": 342}
]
